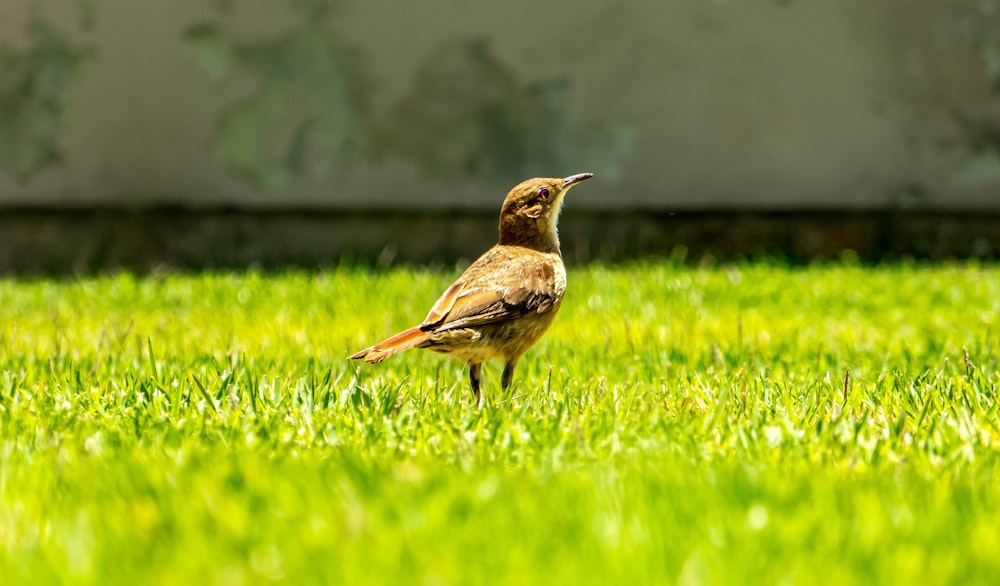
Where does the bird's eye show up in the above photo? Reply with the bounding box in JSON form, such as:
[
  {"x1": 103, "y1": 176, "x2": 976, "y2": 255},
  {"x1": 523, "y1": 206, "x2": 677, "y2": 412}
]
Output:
[{"x1": 537, "y1": 187, "x2": 550, "y2": 200}]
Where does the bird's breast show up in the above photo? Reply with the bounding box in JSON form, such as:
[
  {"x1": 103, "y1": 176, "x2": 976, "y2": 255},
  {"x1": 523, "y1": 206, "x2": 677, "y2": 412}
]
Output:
[{"x1": 552, "y1": 257, "x2": 567, "y2": 298}]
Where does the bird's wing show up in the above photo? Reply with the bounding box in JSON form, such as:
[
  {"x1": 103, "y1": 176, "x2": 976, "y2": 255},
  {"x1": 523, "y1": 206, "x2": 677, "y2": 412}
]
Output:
[
  {"x1": 419, "y1": 246, "x2": 563, "y2": 333},
  {"x1": 421, "y1": 281, "x2": 465, "y2": 329},
  {"x1": 421, "y1": 285, "x2": 559, "y2": 333}
]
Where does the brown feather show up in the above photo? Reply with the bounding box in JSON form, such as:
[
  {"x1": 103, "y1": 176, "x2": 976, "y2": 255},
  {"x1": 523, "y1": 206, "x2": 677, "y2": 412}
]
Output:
[
  {"x1": 348, "y1": 326, "x2": 432, "y2": 364},
  {"x1": 421, "y1": 281, "x2": 466, "y2": 330}
]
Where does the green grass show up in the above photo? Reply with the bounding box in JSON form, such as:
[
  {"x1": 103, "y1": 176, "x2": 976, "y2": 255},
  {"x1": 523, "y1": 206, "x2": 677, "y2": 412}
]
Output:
[{"x1": 1, "y1": 261, "x2": 999, "y2": 585}]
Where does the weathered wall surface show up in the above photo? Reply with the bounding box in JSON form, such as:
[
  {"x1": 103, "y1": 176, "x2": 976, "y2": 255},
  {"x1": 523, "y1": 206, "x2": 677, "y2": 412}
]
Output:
[{"x1": 0, "y1": 0, "x2": 999, "y2": 211}]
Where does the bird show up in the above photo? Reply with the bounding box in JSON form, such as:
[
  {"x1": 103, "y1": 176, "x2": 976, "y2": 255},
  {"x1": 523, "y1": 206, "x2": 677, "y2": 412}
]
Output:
[{"x1": 349, "y1": 172, "x2": 594, "y2": 404}]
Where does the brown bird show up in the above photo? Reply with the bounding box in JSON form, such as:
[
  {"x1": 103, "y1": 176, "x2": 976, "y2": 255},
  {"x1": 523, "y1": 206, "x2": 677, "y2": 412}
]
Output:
[{"x1": 349, "y1": 172, "x2": 594, "y2": 404}]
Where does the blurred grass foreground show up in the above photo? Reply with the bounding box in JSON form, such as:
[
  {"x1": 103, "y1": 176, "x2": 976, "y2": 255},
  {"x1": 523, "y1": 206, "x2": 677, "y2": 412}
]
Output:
[{"x1": 1, "y1": 262, "x2": 999, "y2": 584}]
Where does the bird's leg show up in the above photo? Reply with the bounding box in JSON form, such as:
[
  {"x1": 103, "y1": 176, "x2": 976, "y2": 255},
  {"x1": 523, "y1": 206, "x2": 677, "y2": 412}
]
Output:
[
  {"x1": 468, "y1": 362, "x2": 482, "y2": 405},
  {"x1": 501, "y1": 358, "x2": 519, "y2": 391}
]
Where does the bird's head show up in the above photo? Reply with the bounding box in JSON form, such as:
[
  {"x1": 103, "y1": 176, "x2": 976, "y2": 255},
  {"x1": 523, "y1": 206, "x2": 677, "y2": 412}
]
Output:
[{"x1": 498, "y1": 173, "x2": 593, "y2": 253}]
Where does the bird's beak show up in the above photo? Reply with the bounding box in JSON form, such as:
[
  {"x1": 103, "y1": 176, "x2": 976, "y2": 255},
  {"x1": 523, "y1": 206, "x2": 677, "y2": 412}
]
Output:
[{"x1": 562, "y1": 173, "x2": 594, "y2": 189}]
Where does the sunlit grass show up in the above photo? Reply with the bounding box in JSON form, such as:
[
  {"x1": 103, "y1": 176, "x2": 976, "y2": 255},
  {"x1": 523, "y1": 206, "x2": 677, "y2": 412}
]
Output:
[{"x1": 1, "y1": 261, "x2": 999, "y2": 584}]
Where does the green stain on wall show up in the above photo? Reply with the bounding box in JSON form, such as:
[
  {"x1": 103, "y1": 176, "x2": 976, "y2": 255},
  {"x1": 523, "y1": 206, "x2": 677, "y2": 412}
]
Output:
[
  {"x1": 384, "y1": 38, "x2": 634, "y2": 185},
  {"x1": 185, "y1": 11, "x2": 633, "y2": 193},
  {"x1": 0, "y1": 23, "x2": 94, "y2": 184},
  {"x1": 184, "y1": 21, "x2": 372, "y2": 192}
]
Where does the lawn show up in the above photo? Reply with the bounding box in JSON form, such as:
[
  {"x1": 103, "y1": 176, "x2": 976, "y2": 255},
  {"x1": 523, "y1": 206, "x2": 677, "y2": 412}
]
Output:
[{"x1": 1, "y1": 261, "x2": 999, "y2": 585}]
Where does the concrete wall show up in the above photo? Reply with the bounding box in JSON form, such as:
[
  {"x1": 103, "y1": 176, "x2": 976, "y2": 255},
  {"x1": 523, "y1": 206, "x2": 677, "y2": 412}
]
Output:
[{"x1": 1, "y1": 0, "x2": 998, "y2": 211}]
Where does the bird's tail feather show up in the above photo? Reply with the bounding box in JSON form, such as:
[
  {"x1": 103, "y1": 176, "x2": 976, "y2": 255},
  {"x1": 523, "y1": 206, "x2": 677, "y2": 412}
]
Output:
[{"x1": 348, "y1": 326, "x2": 431, "y2": 364}]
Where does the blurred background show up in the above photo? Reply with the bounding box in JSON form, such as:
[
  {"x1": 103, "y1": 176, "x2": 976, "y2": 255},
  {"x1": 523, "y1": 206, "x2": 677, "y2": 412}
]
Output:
[{"x1": 1, "y1": 0, "x2": 998, "y2": 272}]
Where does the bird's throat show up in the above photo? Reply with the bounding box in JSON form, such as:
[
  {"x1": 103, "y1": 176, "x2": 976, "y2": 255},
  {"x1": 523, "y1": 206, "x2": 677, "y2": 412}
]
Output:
[
  {"x1": 499, "y1": 195, "x2": 566, "y2": 253},
  {"x1": 498, "y1": 212, "x2": 561, "y2": 253}
]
